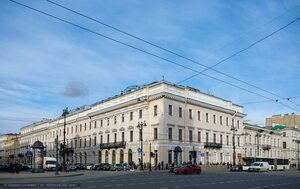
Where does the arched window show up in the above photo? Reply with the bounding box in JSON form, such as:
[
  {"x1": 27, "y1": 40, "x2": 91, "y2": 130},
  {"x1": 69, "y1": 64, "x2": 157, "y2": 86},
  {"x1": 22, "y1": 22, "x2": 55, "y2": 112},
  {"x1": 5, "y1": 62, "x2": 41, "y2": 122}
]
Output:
[
  {"x1": 112, "y1": 150, "x2": 116, "y2": 164},
  {"x1": 105, "y1": 150, "x2": 109, "y2": 163},
  {"x1": 98, "y1": 151, "x2": 102, "y2": 163}
]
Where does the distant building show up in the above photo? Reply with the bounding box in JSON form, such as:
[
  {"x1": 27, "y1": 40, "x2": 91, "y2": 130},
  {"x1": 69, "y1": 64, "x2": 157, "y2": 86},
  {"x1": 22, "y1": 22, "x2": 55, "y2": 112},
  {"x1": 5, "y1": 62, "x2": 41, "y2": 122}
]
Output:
[
  {"x1": 0, "y1": 133, "x2": 20, "y2": 164},
  {"x1": 266, "y1": 113, "x2": 300, "y2": 128}
]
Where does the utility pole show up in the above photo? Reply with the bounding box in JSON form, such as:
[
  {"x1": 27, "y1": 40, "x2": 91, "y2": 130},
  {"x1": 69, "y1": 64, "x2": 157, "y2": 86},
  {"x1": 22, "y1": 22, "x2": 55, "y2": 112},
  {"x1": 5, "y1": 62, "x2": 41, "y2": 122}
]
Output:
[
  {"x1": 62, "y1": 108, "x2": 69, "y2": 172},
  {"x1": 55, "y1": 135, "x2": 59, "y2": 175}
]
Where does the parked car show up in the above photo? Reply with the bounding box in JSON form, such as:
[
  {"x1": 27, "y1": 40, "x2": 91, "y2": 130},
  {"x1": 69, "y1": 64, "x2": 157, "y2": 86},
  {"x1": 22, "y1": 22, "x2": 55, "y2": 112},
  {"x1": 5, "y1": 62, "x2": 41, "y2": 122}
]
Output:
[
  {"x1": 86, "y1": 164, "x2": 94, "y2": 170},
  {"x1": 67, "y1": 164, "x2": 77, "y2": 171},
  {"x1": 90, "y1": 164, "x2": 101, "y2": 170},
  {"x1": 0, "y1": 164, "x2": 8, "y2": 171},
  {"x1": 74, "y1": 163, "x2": 85, "y2": 170},
  {"x1": 174, "y1": 164, "x2": 201, "y2": 175},
  {"x1": 95, "y1": 163, "x2": 110, "y2": 171},
  {"x1": 169, "y1": 165, "x2": 180, "y2": 173},
  {"x1": 248, "y1": 162, "x2": 270, "y2": 172}
]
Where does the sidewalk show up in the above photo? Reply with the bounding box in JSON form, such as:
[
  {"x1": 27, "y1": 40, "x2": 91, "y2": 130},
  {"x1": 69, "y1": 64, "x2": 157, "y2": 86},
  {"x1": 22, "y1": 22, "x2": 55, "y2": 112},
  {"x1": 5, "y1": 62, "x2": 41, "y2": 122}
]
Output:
[{"x1": 0, "y1": 171, "x2": 84, "y2": 179}]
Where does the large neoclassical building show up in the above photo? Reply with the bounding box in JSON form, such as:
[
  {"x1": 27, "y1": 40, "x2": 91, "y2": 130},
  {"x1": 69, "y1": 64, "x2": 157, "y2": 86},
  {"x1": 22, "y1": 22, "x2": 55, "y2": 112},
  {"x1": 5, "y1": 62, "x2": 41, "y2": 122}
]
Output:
[{"x1": 18, "y1": 81, "x2": 247, "y2": 166}]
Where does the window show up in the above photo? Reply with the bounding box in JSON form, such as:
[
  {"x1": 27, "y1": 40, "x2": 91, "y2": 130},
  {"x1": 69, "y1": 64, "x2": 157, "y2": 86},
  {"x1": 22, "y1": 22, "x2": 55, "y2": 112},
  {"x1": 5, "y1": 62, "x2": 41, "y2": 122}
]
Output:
[
  {"x1": 80, "y1": 125, "x2": 82, "y2": 132},
  {"x1": 89, "y1": 137, "x2": 91, "y2": 147},
  {"x1": 114, "y1": 133, "x2": 117, "y2": 143},
  {"x1": 206, "y1": 133, "x2": 209, "y2": 143},
  {"x1": 189, "y1": 130, "x2": 193, "y2": 142},
  {"x1": 237, "y1": 120, "x2": 240, "y2": 128},
  {"x1": 94, "y1": 136, "x2": 97, "y2": 146},
  {"x1": 168, "y1": 150, "x2": 172, "y2": 164},
  {"x1": 179, "y1": 107, "x2": 182, "y2": 118},
  {"x1": 213, "y1": 115, "x2": 216, "y2": 124},
  {"x1": 213, "y1": 133, "x2": 216, "y2": 143},
  {"x1": 94, "y1": 121, "x2": 97, "y2": 128},
  {"x1": 179, "y1": 129, "x2": 182, "y2": 142},
  {"x1": 139, "y1": 109, "x2": 143, "y2": 119},
  {"x1": 114, "y1": 116, "x2": 117, "y2": 124},
  {"x1": 226, "y1": 117, "x2": 229, "y2": 126},
  {"x1": 220, "y1": 134, "x2": 223, "y2": 144},
  {"x1": 168, "y1": 105, "x2": 173, "y2": 116},
  {"x1": 100, "y1": 135, "x2": 103, "y2": 144},
  {"x1": 130, "y1": 112, "x2": 133, "y2": 121},
  {"x1": 198, "y1": 111, "x2": 201, "y2": 121},
  {"x1": 206, "y1": 113, "x2": 209, "y2": 123},
  {"x1": 220, "y1": 116, "x2": 223, "y2": 125},
  {"x1": 238, "y1": 137, "x2": 240, "y2": 147},
  {"x1": 107, "y1": 134, "x2": 110, "y2": 143},
  {"x1": 198, "y1": 131, "x2": 201, "y2": 142},
  {"x1": 122, "y1": 114, "x2": 125, "y2": 122},
  {"x1": 79, "y1": 139, "x2": 82, "y2": 148},
  {"x1": 189, "y1": 109, "x2": 193, "y2": 119},
  {"x1": 154, "y1": 105, "x2": 158, "y2": 116},
  {"x1": 168, "y1": 128, "x2": 172, "y2": 140},
  {"x1": 122, "y1": 132, "x2": 125, "y2": 142},
  {"x1": 226, "y1": 135, "x2": 229, "y2": 145},
  {"x1": 154, "y1": 128, "x2": 158, "y2": 140},
  {"x1": 107, "y1": 118, "x2": 110, "y2": 126},
  {"x1": 283, "y1": 142, "x2": 287, "y2": 149},
  {"x1": 232, "y1": 119, "x2": 234, "y2": 126},
  {"x1": 101, "y1": 120, "x2": 103, "y2": 127},
  {"x1": 84, "y1": 123, "x2": 86, "y2": 131},
  {"x1": 283, "y1": 132, "x2": 286, "y2": 137},
  {"x1": 75, "y1": 139, "x2": 77, "y2": 148},
  {"x1": 84, "y1": 138, "x2": 87, "y2": 147},
  {"x1": 130, "y1": 131, "x2": 133, "y2": 142}
]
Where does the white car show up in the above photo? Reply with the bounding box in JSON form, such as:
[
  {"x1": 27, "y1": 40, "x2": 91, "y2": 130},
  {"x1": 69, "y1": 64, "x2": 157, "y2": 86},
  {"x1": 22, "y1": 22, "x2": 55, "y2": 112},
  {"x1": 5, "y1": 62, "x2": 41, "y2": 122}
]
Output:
[{"x1": 248, "y1": 162, "x2": 270, "y2": 172}]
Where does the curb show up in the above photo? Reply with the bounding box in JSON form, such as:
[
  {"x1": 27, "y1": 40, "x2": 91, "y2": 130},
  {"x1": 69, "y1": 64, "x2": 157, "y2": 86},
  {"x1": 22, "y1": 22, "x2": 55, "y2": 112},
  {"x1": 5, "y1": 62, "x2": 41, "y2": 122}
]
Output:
[{"x1": 0, "y1": 173, "x2": 84, "y2": 179}]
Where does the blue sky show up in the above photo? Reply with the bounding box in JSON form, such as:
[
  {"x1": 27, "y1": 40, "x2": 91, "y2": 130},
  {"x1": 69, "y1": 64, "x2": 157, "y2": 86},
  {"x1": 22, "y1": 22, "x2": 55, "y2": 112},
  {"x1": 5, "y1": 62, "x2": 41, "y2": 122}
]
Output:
[{"x1": 0, "y1": 0, "x2": 300, "y2": 134}]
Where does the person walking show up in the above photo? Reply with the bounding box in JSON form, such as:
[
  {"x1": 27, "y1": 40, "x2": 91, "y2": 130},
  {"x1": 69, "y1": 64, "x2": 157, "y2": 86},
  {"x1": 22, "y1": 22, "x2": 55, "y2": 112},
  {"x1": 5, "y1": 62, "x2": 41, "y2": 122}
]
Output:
[{"x1": 14, "y1": 161, "x2": 19, "y2": 174}]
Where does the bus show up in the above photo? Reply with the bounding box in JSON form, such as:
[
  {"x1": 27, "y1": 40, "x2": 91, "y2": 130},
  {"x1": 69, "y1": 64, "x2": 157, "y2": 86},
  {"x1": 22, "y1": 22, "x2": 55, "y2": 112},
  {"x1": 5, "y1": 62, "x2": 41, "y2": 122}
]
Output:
[{"x1": 242, "y1": 157, "x2": 289, "y2": 171}]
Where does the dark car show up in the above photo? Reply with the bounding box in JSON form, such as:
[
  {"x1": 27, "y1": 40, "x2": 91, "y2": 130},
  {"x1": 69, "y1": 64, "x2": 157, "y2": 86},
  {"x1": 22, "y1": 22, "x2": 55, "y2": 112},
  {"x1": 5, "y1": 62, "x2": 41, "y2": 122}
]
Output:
[
  {"x1": 0, "y1": 164, "x2": 8, "y2": 171},
  {"x1": 174, "y1": 164, "x2": 201, "y2": 175},
  {"x1": 74, "y1": 163, "x2": 85, "y2": 170}
]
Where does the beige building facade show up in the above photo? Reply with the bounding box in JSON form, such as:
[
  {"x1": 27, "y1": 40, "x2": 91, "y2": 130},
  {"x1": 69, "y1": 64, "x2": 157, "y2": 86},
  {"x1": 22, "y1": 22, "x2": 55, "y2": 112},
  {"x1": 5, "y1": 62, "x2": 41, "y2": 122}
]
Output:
[
  {"x1": 266, "y1": 113, "x2": 300, "y2": 128},
  {"x1": 16, "y1": 81, "x2": 245, "y2": 167}
]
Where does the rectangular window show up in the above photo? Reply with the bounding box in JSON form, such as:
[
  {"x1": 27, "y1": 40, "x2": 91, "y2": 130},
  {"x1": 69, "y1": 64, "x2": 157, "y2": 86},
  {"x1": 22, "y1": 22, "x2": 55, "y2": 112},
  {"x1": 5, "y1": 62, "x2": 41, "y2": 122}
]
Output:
[
  {"x1": 198, "y1": 111, "x2": 201, "y2": 121},
  {"x1": 154, "y1": 105, "x2": 158, "y2": 116},
  {"x1": 94, "y1": 136, "x2": 97, "y2": 146},
  {"x1": 168, "y1": 105, "x2": 173, "y2": 116},
  {"x1": 122, "y1": 114, "x2": 125, "y2": 122},
  {"x1": 89, "y1": 138, "x2": 92, "y2": 147},
  {"x1": 213, "y1": 133, "x2": 216, "y2": 143},
  {"x1": 206, "y1": 113, "x2": 209, "y2": 123},
  {"x1": 85, "y1": 123, "x2": 86, "y2": 131},
  {"x1": 84, "y1": 138, "x2": 87, "y2": 147},
  {"x1": 238, "y1": 137, "x2": 240, "y2": 147},
  {"x1": 189, "y1": 109, "x2": 193, "y2": 119},
  {"x1": 154, "y1": 128, "x2": 158, "y2": 140},
  {"x1": 220, "y1": 134, "x2": 223, "y2": 144},
  {"x1": 139, "y1": 109, "x2": 143, "y2": 119},
  {"x1": 206, "y1": 133, "x2": 209, "y2": 143},
  {"x1": 226, "y1": 135, "x2": 229, "y2": 145},
  {"x1": 168, "y1": 128, "x2": 172, "y2": 140},
  {"x1": 179, "y1": 107, "x2": 182, "y2": 118},
  {"x1": 189, "y1": 130, "x2": 193, "y2": 142},
  {"x1": 107, "y1": 134, "x2": 110, "y2": 143},
  {"x1": 114, "y1": 133, "x2": 117, "y2": 143},
  {"x1": 79, "y1": 139, "x2": 82, "y2": 148},
  {"x1": 130, "y1": 112, "x2": 133, "y2": 121},
  {"x1": 283, "y1": 142, "x2": 287, "y2": 149},
  {"x1": 198, "y1": 131, "x2": 201, "y2": 142},
  {"x1": 75, "y1": 140, "x2": 77, "y2": 148},
  {"x1": 220, "y1": 116, "x2": 223, "y2": 125},
  {"x1": 179, "y1": 129, "x2": 182, "y2": 142},
  {"x1": 80, "y1": 125, "x2": 82, "y2": 132},
  {"x1": 232, "y1": 118, "x2": 234, "y2": 126},
  {"x1": 237, "y1": 120, "x2": 240, "y2": 128},
  {"x1": 122, "y1": 132, "x2": 125, "y2": 142},
  {"x1": 226, "y1": 117, "x2": 229, "y2": 126},
  {"x1": 130, "y1": 131, "x2": 133, "y2": 142},
  {"x1": 94, "y1": 121, "x2": 97, "y2": 128},
  {"x1": 213, "y1": 115, "x2": 216, "y2": 124},
  {"x1": 100, "y1": 135, "x2": 103, "y2": 144},
  {"x1": 168, "y1": 150, "x2": 172, "y2": 164},
  {"x1": 101, "y1": 120, "x2": 103, "y2": 127},
  {"x1": 114, "y1": 116, "x2": 117, "y2": 124},
  {"x1": 107, "y1": 118, "x2": 110, "y2": 126}
]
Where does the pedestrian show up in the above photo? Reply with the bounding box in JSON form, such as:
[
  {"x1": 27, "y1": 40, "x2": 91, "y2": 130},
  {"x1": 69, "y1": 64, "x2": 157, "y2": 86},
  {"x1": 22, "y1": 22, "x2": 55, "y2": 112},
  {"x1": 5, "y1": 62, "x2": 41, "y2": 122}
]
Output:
[
  {"x1": 66, "y1": 162, "x2": 70, "y2": 173},
  {"x1": 158, "y1": 162, "x2": 161, "y2": 170},
  {"x1": 9, "y1": 163, "x2": 13, "y2": 173},
  {"x1": 14, "y1": 161, "x2": 19, "y2": 174},
  {"x1": 161, "y1": 161, "x2": 164, "y2": 170}
]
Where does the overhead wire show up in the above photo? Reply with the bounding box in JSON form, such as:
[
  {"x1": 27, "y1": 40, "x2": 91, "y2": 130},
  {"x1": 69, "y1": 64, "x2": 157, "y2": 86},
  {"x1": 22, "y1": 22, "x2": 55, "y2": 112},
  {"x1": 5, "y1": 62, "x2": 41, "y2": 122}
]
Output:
[
  {"x1": 8, "y1": 0, "x2": 300, "y2": 113},
  {"x1": 45, "y1": 0, "x2": 300, "y2": 108}
]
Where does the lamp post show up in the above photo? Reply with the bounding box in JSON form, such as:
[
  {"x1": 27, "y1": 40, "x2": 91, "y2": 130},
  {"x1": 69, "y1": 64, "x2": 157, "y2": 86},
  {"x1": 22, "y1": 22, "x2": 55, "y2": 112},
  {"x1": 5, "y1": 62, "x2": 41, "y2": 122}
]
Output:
[
  {"x1": 231, "y1": 125, "x2": 237, "y2": 167},
  {"x1": 137, "y1": 121, "x2": 146, "y2": 170},
  {"x1": 62, "y1": 108, "x2": 69, "y2": 172}
]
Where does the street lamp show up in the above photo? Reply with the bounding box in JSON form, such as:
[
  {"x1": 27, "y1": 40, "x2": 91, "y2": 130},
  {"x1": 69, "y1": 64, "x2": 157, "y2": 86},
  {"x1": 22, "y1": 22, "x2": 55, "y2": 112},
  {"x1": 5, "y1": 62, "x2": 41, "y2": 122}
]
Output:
[
  {"x1": 231, "y1": 125, "x2": 237, "y2": 167},
  {"x1": 137, "y1": 121, "x2": 146, "y2": 170},
  {"x1": 62, "y1": 107, "x2": 69, "y2": 172}
]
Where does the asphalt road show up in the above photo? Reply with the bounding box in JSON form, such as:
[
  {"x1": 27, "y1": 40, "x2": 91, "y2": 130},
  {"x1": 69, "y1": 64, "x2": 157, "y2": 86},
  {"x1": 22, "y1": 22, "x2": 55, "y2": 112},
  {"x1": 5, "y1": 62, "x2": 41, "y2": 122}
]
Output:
[{"x1": 1, "y1": 170, "x2": 300, "y2": 189}]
